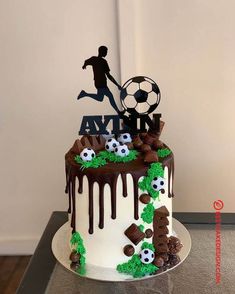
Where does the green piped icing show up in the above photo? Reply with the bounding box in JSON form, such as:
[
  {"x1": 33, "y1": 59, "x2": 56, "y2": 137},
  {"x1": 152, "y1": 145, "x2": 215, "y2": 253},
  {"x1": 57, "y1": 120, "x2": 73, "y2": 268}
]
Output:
[
  {"x1": 99, "y1": 149, "x2": 138, "y2": 163},
  {"x1": 157, "y1": 148, "x2": 172, "y2": 158},
  {"x1": 141, "y1": 203, "x2": 155, "y2": 224},
  {"x1": 70, "y1": 232, "x2": 86, "y2": 275},
  {"x1": 138, "y1": 224, "x2": 145, "y2": 232},
  {"x1": 116, "y1": 254, "x2": 158, "y2": 278},
  {"x1": 141, "y1": 242, "x2": 155, "y2": 252},
  {"x1": 74, "y1": 155, "x2": 106, "y2": 169},
  {"x1": 138, "y1": 162, "x2": 164, "y2": 199}
]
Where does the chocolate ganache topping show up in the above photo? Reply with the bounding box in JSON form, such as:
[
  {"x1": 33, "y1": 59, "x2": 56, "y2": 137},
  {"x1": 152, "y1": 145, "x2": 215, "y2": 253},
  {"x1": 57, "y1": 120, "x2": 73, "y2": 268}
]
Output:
[{"x1": 65, "y1": 134, "x2": 174, "y2": 234}]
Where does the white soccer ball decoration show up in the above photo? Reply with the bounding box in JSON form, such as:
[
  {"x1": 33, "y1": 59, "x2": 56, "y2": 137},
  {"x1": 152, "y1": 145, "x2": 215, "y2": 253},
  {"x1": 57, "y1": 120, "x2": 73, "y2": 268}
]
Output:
[
  {"x1": 80, "y1": 148, "x2": 96, "y2": 162},
  {"x1": 120, "y1": 76, "x2": 161, "y2": 117},
  {"x1": 114, "y1": 144, "x2": 130, "y2": 157},
  {"x1": 151, "y1": 177, "x2": 165, "y2": 191},
  {"x1": 102, "y1": 129, "x2": 114, "y2": 140},
  {"x1": 139, "y1": 248, "x2": 155, "y2": 264},
  {"x1": 117, "y1": 133, "x2": 132, "y2": 144},
  {"x1": 105, "y1": 138, "x2": 119, "y2": 153}
]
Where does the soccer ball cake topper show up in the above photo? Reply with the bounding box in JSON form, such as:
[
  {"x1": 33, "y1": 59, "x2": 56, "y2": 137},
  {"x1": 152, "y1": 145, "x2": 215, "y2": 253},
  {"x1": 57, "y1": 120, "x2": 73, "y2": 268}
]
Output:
[
  {"x1": 77, "y1": 46, "x2": 162, "y2": 135},
  {"x1": 120, "y1": 76, "x2": 161, "y2": 117}
]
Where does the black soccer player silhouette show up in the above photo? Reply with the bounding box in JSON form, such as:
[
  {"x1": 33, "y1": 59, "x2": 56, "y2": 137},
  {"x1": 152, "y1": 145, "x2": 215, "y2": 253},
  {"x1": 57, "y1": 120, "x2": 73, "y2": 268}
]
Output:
[{"x1": 77, "y1": 46, "x2": 122, "y2": 114}]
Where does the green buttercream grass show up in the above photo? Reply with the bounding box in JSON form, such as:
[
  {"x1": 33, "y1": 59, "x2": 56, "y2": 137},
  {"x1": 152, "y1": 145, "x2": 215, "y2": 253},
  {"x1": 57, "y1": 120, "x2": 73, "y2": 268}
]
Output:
[
  {"x1": 141, "y1": 203, "x2": 155, "y2": 224},
  {"x1": 99, "y1": 150, "x2": 138, "y2": 163},
  {"x1": 138, "y1": 224, "x2": 145, "y2": 232},
  {"x1": 116, "y1": 254, "x2": 158, "y2": 278},
  {"x1": 141, "y1": 242, "x2": 155, "y2": 252},
  {"x1": 138, "y1": 162, "x2": 164, "y2": 199},
  {"x1": 70, "y1": 232, "x2": 86, "y2": 275},
  {"x1": 74, "y1": 155, "x2": 106, "y2": 169},
  {"x1": 157, "y1": 148, "x2": 172, "y2": 158}
]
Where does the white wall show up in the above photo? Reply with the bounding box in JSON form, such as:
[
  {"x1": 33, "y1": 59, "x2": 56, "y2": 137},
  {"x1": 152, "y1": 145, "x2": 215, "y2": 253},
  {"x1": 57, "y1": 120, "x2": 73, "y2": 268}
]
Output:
[
  {"x1": 0, "y1": 0, "x2": 234, "y2": 254},
  {"x1": 0, "y1": 0, "x2": 121, "y2": 254}
]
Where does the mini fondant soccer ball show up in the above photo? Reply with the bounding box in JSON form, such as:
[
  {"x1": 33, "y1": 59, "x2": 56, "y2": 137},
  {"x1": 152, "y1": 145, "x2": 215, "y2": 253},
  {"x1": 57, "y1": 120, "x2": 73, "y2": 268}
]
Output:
[
  {"x1": 80, "y1": 148, "x2": 96, "y2": 162},
  {"x1": 117, "y1": 133, "x2": 132, "y2": 144},
  {"x1": 105, "y1": 138, "x2": 119, "y2": 153},
  {"x1": 114, "y1": 144, "x2": 130, "y2": 157},
  {"x1": 102, "y1": 129, "x2": 113, "y2": 140},
  {"x1": 139, "y1": 248, "x2": 155, "y2": 264},
  {"x1": 151, "y1": 177, "x2": 165, "y2": 191}
]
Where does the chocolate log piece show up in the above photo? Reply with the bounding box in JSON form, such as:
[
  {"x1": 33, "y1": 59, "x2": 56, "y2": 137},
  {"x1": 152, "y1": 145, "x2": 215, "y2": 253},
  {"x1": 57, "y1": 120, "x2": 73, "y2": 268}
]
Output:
[
  {"x1": 133, "y1": 136, "x2": 143, "y2": 149},
  {"x1": 155, "y1": 217, "x2": 169, "y2": 226},
  {"x1": 123, "y1": 244, "x2": 135, "y2": 257},
  {"x1": 155, "y1": 243, "x2": 169, "y2": 253},
  {"x1": 168, "y1": 236, "x2": 183, "y2": 254},
  {"x1": 154, "y1": 235, "x2": 168, "y2": 244},
  {"x1": 139, "y1": 132, "x2": 148, "y2": 139},
  {"x1": 143, "y1": 135, "x2": 155, "y2": 146},
  {"x1": 70, "y1": 139, "x2": 85, "y2": 154},
  {"x1": 152, "y1": 139, "x2": 164, "y2": 150},
  {"x1": 144, "y1": 150, "x2": 159, "y2": 163},
  {"x1": 124, "y1": 223, "x2": 145, "y2": 245},
  {"x1": 148, "y1": 120, "x2": 165, "y2": 139},
  {"x1": 140, "y1": 144, "x2": 152, "y2": 153},
  {"x1": 139, "y1": 193, "x2": 151, "y2": 204},
  {"x1": 154, "y1": 206, "x2": 169, "y2": 217},
  {"x1": 154, "y1": 226, "x2": 169, "y2": 236},
  {"x1": 126, "y1": 142, "x2": 134, "y2": 150},
  {"x1": 145, "y1": 228, "x2": 153, "y2": 238},
  {"x1": 87, "y1": 135, "x2": 106, "y2": 151}
]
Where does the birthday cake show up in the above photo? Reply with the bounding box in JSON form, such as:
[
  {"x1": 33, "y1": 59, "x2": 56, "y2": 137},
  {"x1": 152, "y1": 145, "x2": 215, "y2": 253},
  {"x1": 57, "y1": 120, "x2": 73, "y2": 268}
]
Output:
[
  {"x1": 65, "y1": 124, "x2": 182, "y2": 278},
  {"x1": 63, "y1": 46, "x2": 182, "y2": 278}
]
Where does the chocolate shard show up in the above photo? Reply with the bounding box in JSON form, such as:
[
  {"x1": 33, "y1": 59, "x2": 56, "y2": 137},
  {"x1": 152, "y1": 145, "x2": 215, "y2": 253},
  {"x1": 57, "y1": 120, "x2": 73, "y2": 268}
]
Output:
[
  {"x1": 139, "y1": 193, "x2": 151, "y2": 204},
  {"x1": 133, "y1": 135, "x2": 143, "y2": 149},
  {"x1": 154, "y1": 206, "x2": 169, "y2": 217},
  {"x1": 140, "y1": 144, "x2": 152, "y2": 153},
  {"x1": 124, "y1": 223, "x2": 145, "y2": 245},
  {"x1": 70, "y1": 139, "x2": 84, "y2": 154},
  {"x1": 144, "y1": 150, "x2": 159, "y2": 163},
  {"x1": 88, "y1": 135, "x2": 105, "y2": 151},
  {"x1": 148, "y1": 120, "x2": 165, "y2": 139},
  {"x1": 143, "y1": 135, "x2": 155, "y2": 146},
  {"x1": 152, "y1": 139, "x2": 164, "y2": 150},
  {"x1": 126, "y1": 142, "x2": 134, "y2": 150},
  {"x1": 80, "y1": 136, "x2": 92, "y2": 148}
]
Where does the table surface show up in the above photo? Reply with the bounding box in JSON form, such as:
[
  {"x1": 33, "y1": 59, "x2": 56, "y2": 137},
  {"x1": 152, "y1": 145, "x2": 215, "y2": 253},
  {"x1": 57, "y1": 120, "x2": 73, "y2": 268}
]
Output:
[{"x1": 17, "y1": 212, "x2": 235, "y2": 294}]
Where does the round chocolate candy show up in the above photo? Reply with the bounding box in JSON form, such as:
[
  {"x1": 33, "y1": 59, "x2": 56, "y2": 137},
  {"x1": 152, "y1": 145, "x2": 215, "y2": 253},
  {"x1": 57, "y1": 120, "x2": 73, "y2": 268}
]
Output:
[
  {"x1": 123, "y1": 244, "x2": 135, "y2": 257},
  {"x1": 153, "y1": 256, "x2": 164, "y2": 267},
  {"x1": 69, "y1": 251, "x2": 80, "y2": 263},
  {"x1": 139, "y1": 193, "x2": 151, "y2": 204},
  {"x1": 145, "y1": 228, "x2": 153, "y2": 238}
]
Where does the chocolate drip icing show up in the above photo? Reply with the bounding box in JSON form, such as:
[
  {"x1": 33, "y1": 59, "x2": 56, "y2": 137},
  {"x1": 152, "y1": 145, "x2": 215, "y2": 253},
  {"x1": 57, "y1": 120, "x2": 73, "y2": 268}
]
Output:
[
  {"x1": 88, "y1": 179, "x2": 94, "y2": 234},
  {"x1": 65, "y1": 143, "x2": 174, "y2": 234},
  {"x1": 71, "y1": 177, "x2": 76, "y2": 233},
  {"x1": 99, "y1": 184, "x2": 104, "y2": 229},
  {"x1": 121, "y1": 173, "x2": 128, "y2": 197},
  {"x1": 161, "y1": 151, "x2": 174, "y2": 198}
]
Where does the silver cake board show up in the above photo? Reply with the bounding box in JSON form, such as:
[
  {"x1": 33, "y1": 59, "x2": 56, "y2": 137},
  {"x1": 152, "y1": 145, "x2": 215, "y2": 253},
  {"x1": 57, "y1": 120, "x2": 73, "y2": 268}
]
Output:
[{"x1": 51, "y1": 218, "x2": 191, "y2": 282}]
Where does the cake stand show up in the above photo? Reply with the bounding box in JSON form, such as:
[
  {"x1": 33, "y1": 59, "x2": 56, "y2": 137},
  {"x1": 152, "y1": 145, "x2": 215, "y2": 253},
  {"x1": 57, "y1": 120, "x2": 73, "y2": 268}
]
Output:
[{"x1": 51, "y1": 218, "x2": 191, "y2": 282}]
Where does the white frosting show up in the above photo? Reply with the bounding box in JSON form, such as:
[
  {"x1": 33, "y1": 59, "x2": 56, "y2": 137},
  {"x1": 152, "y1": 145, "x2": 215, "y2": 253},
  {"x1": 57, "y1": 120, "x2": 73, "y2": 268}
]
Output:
[{"x1": 71, "y1": 167, "x2": 172, "y2": 268}]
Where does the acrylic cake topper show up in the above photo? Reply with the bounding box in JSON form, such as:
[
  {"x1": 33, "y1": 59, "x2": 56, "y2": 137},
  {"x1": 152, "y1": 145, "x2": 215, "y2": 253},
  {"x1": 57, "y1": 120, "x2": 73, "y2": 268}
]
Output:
[{"x1": 77, "y1": 45, "x2": 161, "y2": 135}]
